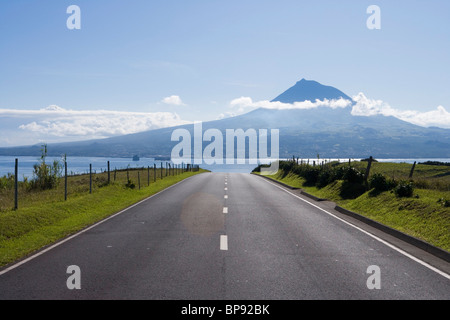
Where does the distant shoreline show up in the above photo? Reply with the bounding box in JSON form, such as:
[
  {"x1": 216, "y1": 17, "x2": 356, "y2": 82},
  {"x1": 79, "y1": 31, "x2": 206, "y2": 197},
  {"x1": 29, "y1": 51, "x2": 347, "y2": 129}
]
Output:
[{"x1": 1, "y1": 156, "x2": 449, "y2": 179}]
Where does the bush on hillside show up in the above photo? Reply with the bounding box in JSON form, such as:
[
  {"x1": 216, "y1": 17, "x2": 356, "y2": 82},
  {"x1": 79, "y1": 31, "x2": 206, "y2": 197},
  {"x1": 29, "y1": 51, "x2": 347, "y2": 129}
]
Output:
[
  {"x1": 343, "y1": 167, "x2": 365, "y2": 184},
  {"x1": 369, "y1": 173, "x2": 395, "y2": 192},
  {"x1": 317, "y1": 170, "x2": 333, "y2": 188},
  {"x1": 394, "y1": 181, "x2": 414, "y2": 198},
  {"x1": 303, "y1": 167, "x2": 321, "y2": 185}
]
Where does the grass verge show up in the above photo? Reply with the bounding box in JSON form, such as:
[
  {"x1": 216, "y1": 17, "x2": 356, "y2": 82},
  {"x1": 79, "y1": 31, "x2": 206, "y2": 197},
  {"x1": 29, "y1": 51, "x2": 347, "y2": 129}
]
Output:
[
  {"x1": 0, "y1": 170, "x2": 206, "y2": 268},
  {"x1": 258, "y1": 171, "x2": 450, "y2": 252}
]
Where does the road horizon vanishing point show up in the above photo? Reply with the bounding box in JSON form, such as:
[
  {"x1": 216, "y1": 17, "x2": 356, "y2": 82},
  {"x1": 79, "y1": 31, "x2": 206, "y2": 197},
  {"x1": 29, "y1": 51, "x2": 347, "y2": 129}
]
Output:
[{"x1": 170, "y1": 122, "x2": 279, "y2": 175}]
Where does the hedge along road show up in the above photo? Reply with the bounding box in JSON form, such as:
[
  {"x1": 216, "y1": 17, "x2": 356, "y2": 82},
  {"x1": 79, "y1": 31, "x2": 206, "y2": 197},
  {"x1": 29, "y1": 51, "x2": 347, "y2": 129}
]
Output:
[{"x1": 0, "y1": 172, "x2": 448, "y2": 299}]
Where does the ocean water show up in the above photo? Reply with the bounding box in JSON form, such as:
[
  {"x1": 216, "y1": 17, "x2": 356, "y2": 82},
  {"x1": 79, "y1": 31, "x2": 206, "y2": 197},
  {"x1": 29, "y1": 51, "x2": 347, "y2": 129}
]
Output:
[
  {"x1": 1, "y1": 156, "x2": 449, "y2": 180},
  {"x1": 0, "y1": 156, "x2": 171, "y2": 181}
]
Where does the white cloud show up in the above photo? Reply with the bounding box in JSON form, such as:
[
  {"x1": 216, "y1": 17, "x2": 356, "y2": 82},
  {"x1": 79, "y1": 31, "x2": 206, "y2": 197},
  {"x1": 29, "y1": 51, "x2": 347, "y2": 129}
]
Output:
[
  {"x1": 228, "y1": 93, "x2": 450, "y2": 129},
  {"x1": 351, "y1": 92, "x2": 450, "y2": 129},
  {"x1": 161, "y1": 95, "x2": 186, "y2": 106},
  {"x1": 0, "y1": 106, "x2": 191, "y2": 145},
  {"x1": 229, "y1": 96, "x2": 352, "y2": 113},
  {"x1": 217, "y1": 112, "x2": 237, "y2": 120}
]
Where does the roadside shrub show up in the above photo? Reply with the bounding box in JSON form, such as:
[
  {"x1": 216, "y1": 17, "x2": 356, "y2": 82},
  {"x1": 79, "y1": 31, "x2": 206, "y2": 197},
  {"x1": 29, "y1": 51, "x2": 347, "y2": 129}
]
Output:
[
  {"x1": 0, "y1": 174, "x2": 15, "y2": 190},
  {"x1": 437, "y1": 198, "x2": 450, "y2": 207},
  {"x1": 251, "y1": 166, "x2": 260, "y2": 173},
  {"x1": 317, "y1": 170, "x2": 332, "y2": 188},
  {"x1": 303, "y1": 167, "x2": 320, "y2": 185},
  {"x1": 252, "y1": 163, "x2": 273, "y2": 173},
  {"x1": 343, "y1": 167, "x2": 365, "y2": 184},
  {"x1": 340, "y1": 180, "x2": 366, "y2": 199},
  {"x1": 95, "y1": 176, "x2": 109, "y2": 188},
  {"x1": 369, "y1": 173, "x2": 394, "y2": 192},
  {"x1": 279, "y1": 161, "x2": 295, "y2": 173},
  {"x1": 394, "y1": 181, "x2": 414, "y2": 198},
  {"x1": 125, "y1": 179, "x2": 136, "y2": 189},
  {"x1": 31, "y1": 144, "x2": 62, "y2": 190},
  {"x1": 336, "y1": 167, "x2": 366, "y2": 199},
  {"x1": 278, "y1": 161, "x2": 296, "y2": 178},
  {"x1": 292, "y1": 165, "x2": 304, "y2": 176},
  {"x1": 330, "y1": 166, "x2": 346, "y2": 181}
]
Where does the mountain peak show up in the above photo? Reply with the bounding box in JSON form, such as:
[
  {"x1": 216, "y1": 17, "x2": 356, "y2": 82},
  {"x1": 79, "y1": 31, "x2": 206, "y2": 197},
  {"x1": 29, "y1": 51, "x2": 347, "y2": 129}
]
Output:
[{"x1": 271, "y1": 79, "x2": 352, "y2": 103}]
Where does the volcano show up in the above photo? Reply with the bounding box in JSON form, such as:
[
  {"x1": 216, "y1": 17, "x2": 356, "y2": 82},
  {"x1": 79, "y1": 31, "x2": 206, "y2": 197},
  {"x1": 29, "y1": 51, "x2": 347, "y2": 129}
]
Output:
[
  {"x1": 1, "y1": 79, "x2": 449, "y2": 158},
  {"x1": 272, "y1": 78, "x2": 352, "y2": 103}
]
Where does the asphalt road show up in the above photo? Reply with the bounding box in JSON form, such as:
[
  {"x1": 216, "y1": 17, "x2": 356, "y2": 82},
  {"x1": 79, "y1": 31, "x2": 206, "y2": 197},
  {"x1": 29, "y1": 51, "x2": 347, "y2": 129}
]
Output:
[{"x1": 0, "y1": 172, "x2": 449, "y2": 300}]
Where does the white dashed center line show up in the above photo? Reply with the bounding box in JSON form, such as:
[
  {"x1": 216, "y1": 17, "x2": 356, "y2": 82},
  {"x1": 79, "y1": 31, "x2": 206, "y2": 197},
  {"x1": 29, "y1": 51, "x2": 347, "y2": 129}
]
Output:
[
  {"x1": 222, "y1": 176, "x2": 229, "y2": 251},
  {"x1": 220, "y1": 235, "x2": 228, "y2": 251}
]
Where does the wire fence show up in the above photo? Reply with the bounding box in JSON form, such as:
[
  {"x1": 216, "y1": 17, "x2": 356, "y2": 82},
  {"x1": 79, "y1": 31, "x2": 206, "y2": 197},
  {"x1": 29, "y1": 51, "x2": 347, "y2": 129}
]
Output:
[{"x1": 0, "y1": 159, "x2": 199, "y2": 211}]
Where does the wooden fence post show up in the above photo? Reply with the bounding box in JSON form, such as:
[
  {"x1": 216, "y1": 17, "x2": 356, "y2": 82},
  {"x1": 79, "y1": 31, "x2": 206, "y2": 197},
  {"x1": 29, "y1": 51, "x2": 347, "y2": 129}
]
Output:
[
  {"x1": 364, "y1": 156, "x2": 373, "y2": 189},
  {"x1": 14, "y1": 158, "x2": 18, "y2": 210},
  {"x1": 409, "y1": 161, "x2": 417, "y2": 179},
  {"x1": 89, "y1": 164, "x2": 92, "y2": 194},
  {"x1": 65, "y1": 160, "x2": 68, "y2": 201},
  {"x1": 107, "y1": 161, "x2": 110, "y2": 184},
  {"x1": 138, "y1": 171, "x2": 141, "y2": 190}
]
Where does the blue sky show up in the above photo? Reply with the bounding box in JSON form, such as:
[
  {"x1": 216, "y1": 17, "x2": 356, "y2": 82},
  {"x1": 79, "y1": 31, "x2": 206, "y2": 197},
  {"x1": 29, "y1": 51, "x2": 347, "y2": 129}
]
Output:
[{"x1": 1, "y1": 0, "x2": 449, "y2": 146}]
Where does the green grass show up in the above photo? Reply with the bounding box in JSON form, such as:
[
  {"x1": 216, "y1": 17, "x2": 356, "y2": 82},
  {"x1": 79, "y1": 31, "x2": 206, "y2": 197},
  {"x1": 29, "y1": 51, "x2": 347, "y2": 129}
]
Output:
[
  {"x1": 346, "y1": 161, "x2": 450, "y2": 191},
  {"x1": 345, "y1": 189, "x2": 450, "y2": 250},
  {"x1": 259, "y1": 163, "x2": 450, "y2": 251},
  {"x1": 0, "y1": 169, "x2": 206, "y2": 268}
]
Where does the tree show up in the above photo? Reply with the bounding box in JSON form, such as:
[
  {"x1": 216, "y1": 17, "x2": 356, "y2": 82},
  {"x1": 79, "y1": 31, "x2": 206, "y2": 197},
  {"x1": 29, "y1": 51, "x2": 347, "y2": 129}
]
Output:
[{"x1": 32, "y1": 144, "x2": 62, "y2": 190}]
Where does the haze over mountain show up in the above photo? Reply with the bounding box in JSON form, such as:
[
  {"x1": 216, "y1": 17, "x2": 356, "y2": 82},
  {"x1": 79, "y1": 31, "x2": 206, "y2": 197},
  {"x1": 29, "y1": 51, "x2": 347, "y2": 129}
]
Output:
[{"x1": 1, "y1": 79, "x2": 449, "y2": 159}]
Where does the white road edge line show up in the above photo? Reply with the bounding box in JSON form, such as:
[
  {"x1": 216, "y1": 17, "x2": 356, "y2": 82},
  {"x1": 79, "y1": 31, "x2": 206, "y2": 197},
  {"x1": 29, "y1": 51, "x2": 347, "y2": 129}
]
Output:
[
  {"x1": 260, "y1": 177, "x2": 450, "y2": 280},
  {"x1": 0, "y1": 175, "x2": 198, "y2": 276},
  {"x1": 220, "y1": 235, "x2": 228, "y2": 251}
]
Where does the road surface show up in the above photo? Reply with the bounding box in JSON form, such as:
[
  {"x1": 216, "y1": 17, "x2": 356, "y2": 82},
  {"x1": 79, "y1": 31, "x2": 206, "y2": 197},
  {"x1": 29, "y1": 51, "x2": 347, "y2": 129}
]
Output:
[{"x1": 0, "y1": 172, "x2": 449, "y2": 300}]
